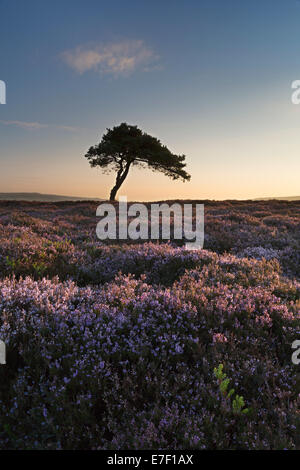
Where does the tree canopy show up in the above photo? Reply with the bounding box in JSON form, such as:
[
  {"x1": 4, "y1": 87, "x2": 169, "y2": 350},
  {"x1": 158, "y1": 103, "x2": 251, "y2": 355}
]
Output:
[{"x1": 85, "y1": 123, "x2": 191, "y2": 200}]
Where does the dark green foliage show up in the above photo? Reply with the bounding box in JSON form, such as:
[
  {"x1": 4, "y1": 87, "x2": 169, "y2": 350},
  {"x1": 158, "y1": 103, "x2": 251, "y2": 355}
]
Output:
[{"x1": 85, "y1": 123, "x2": 191, "y2": 200}]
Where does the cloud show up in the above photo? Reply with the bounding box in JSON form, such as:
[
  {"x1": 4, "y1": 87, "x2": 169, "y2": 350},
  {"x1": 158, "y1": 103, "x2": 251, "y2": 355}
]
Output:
[
  {"x1": 55, "y1": 125, "x2": 79, "y2": 132},
  {"x1": 0, "y1": 120, "x2": 79, "y2": 131},
  {"x1": 0, "y1": 120, "x2": 48, "y2": 130},
  {"x1": 61, "y1": 40, "x2": 159, "y2": 76}
]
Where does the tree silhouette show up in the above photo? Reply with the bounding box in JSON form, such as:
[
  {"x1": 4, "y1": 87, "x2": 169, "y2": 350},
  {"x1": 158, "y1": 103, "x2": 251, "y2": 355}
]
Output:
[{"x1": 85, "y1": 123, "x2": 191, "y2": 201}]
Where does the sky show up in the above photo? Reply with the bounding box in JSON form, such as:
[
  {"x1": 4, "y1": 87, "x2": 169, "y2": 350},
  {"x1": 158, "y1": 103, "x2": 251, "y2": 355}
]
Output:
[{"x1": 0, "y1": 0, "x2": 300, "y2": 201}]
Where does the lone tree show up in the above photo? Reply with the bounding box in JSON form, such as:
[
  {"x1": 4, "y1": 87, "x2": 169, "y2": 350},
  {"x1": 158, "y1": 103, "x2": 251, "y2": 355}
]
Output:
[{"x1": 85, "y1": 123, "x2": 191, "y2": 201}]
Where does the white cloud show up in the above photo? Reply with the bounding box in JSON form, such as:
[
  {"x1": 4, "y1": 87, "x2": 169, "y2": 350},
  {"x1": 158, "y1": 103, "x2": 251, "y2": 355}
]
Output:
[
  {"x1": 0, "y1": 120, "x2": 78, "y2": 131},
  {"x1": 0, "y1": 120, "x2": 48, "y2": 130},
  {"x1": 56, "y1": 125, "x2": 79, "y2": 132},
  {"x1": 61, "y1": 40, "x2": 159, "y2": 76}
]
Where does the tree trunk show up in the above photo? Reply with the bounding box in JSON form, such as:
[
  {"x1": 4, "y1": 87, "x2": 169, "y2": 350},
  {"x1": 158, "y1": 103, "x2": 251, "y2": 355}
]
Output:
[
  {"x1": 109, "y1": 185, "x2": 119, "y2": 201},
  {"x1": 109, "y1": 161, "x2": 132, "y2": 201}
]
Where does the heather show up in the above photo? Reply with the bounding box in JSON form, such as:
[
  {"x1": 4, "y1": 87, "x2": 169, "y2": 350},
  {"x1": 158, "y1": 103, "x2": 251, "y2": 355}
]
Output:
[{"x1": 0, "y1": 200, "x2": 299, "y2": 449}]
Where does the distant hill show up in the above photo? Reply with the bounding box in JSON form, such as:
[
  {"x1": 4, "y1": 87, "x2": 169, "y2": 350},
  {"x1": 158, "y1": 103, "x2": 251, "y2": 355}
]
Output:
[
  {"x1": 255, "y1": 196, "x2": 300, "y2": 201},
  {"x1": 0, "y1": 192, "x2": 103, "y2": 202},
  {"x1": 1, "y1": 192, "x2": 299, "y2": 203}
]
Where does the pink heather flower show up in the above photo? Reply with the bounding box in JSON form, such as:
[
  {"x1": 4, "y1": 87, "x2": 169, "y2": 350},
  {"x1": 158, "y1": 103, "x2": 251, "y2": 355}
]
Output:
[{"x1": 213, "y1": 333, "x2": 228, "y2": 343}]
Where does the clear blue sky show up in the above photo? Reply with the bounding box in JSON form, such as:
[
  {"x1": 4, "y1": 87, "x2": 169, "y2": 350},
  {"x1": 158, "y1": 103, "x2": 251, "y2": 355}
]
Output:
[{"x1": 1, "y1": 0, "x2": 300, "y2": 200}]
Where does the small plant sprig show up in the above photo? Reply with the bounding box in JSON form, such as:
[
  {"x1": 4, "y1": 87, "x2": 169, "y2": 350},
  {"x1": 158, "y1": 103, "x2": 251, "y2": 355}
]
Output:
[
  {"x1": 232, "y1": 395, "x2": 248, "y2": 415},
  {"x1": 213, "y1": 364, "x2": 249, "y2": 415}
]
